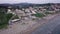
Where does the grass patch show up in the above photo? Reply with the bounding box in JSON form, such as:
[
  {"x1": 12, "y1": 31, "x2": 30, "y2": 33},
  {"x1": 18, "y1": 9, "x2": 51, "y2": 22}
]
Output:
[
  {"x1": 45, "y1": 11, "x2": 53, "y2": 15},
  {"x1": 32, "y1": 13, "x2": 45, "y2": 18},
  {"x1": 55, "y1": 11, "x2": 60, "y2": 13},
  {"x1": 11, "y1": 15, "x2": 19, "y2": 20}
]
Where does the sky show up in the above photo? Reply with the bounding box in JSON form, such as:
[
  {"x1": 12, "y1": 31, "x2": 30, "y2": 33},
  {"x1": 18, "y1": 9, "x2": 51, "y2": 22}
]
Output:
[{"x1": 0, "y1": 0, "x2": 60, "y2": 4}]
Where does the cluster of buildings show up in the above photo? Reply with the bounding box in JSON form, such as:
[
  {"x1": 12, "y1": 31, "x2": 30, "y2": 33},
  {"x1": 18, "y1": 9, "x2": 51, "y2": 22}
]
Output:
[
  {"x1": 7, "y1": 4, "x2": 60, "y2": 24},
  {"x1": 0, "y1": 4, "x2": 60, "y2": 24}
]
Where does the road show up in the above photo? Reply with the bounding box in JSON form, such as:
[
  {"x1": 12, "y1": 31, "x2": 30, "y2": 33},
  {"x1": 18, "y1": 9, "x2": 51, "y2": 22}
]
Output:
[{"x1": 31, "y1": 15, "x2": 60, "y2": 34}]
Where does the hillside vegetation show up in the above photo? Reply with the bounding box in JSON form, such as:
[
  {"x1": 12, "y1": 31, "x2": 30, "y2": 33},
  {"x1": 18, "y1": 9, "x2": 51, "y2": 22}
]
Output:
[{"x1": 0, "y1": 8, "x2": 13, "y2": 29}]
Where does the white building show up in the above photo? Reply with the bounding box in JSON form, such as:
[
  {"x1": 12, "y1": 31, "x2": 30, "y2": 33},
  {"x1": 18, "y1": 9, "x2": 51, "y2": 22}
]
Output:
[{"x1": 7, "y1": 9, "x2": 16, "y2": 15}]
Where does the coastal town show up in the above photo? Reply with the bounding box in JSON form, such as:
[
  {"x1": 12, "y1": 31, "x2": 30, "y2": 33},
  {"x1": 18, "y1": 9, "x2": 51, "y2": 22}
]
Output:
[
  {"x1": 0, "y1": 3, "x2": 60, "y2": 34},
  {"x1": 7, "y1": 4, "x2": 60, "y2": 24}
]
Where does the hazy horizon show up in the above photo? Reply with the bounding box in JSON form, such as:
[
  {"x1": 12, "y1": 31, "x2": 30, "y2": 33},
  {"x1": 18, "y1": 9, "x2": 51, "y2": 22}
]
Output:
[{"x1": 0, "y1": 0, "x2": 60, "y2": 4}]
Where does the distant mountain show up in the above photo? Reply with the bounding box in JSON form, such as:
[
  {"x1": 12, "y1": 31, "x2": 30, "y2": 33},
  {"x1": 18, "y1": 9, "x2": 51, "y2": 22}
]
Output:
[
  {"x1": 0, "y1": 4, "x2": 12, "y2": 6},
  {"x1": 13, "y1": 3, "x2": 60, "y2": 8},
  {"x1": 0, "y1": 3, "x2": 60, "y2": 8}
]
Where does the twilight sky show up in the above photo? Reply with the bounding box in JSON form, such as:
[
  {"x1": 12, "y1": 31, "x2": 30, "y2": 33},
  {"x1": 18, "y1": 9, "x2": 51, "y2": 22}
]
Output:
[{"x1": 0, "y1": 0, "x2": 60, "y2": 4}]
